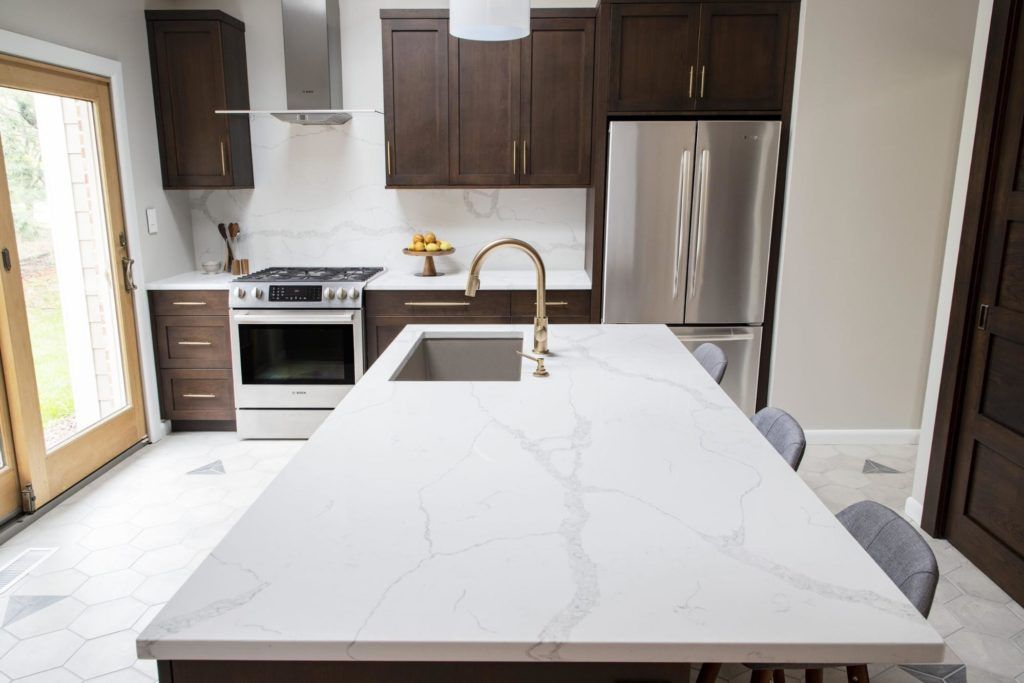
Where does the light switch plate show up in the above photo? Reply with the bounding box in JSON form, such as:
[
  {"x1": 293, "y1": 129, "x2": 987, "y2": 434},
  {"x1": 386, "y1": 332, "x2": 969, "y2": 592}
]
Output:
[{"x1": 146, "y1": 207, "x2": 158, "y2": 235}]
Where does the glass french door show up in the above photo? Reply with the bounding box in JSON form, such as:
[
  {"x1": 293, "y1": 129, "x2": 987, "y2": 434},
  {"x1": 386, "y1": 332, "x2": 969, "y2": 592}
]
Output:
[{"x1": 0, "y1": 54, "x2": 147, "y2": 512}]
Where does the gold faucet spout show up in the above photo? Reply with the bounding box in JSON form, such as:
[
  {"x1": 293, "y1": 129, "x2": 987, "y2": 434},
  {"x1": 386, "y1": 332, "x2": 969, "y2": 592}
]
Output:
[{"x1": 465, "y1": 238, "x2": 549, "y2": 354}]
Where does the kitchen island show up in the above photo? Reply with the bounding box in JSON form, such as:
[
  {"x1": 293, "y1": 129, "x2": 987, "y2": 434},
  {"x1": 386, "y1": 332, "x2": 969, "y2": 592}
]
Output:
[{"x1": 138, "y1": 324, "x2": 943, "y2": 682}]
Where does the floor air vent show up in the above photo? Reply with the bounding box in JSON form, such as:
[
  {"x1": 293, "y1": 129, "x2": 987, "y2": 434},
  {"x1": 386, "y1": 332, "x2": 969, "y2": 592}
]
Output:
[{"x1": 0, "y1": 548, "x2": 56, "y2": 594}]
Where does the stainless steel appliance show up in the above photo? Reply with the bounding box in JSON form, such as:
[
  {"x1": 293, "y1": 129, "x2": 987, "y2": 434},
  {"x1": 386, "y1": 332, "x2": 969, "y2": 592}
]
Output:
[
  {"x1": 229, "y1": 267, "x2": 383, "y2": 438},
  {"x1": 602, "y1": 120, "x2": 781, "y2": 414}
]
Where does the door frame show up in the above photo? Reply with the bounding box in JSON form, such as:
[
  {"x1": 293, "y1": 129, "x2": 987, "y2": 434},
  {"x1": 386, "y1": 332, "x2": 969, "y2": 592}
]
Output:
[
  {"x1": 0, "y1": 28, "x2": 165, "y2": 448},
  {"x1": 922, "y1": 0, "x2": 1015, "y2": 536}
]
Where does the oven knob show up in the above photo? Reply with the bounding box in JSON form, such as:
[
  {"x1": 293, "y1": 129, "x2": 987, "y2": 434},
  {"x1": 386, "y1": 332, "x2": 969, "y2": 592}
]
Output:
[
  {"x1": 234, "y1": 287, "x2": 246, "y2": 299},
  {"x1": 336, "y1": 287, "x2": 348, "y2": 299},
  {"x1": 325, "y1": 287, "x2": 335, "y2": 300},
  {"x1": 349, "y1": 288, "x2": 360, "y2": 300},
  {"x1": 253, "y1": 287, "x2": 264, "y2": 300}
]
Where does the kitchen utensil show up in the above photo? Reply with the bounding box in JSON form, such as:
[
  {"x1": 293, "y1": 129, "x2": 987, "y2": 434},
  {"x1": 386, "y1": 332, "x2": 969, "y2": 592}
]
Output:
[{"x1": 218, "y1": 223, "x2": 234, "y2": 272}]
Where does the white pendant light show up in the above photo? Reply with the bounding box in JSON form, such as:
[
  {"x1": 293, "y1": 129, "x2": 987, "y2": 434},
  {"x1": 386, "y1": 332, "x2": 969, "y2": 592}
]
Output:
[{"x1": 450, "y1": 0, "x2": 530, "y2": 41}]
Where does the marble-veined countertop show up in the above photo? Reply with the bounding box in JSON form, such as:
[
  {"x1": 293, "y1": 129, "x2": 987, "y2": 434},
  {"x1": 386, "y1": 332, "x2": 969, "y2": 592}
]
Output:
[{"x1": 137, "y1": 324, "x2": 943, "y2": 664}]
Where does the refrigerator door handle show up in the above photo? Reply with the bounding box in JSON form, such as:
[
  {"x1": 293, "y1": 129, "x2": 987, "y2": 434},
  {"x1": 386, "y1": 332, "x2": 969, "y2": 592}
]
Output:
[
  {"x1": 689, "y1": 149, "x2": 710, "y2": 298},
  {"x1": 672, "y1": 149, "x2": 691, "y2": 300}
]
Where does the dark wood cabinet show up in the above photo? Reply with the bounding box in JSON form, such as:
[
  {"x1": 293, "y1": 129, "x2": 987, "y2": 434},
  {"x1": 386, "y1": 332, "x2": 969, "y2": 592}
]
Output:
[
  {"x1": 521, "y1": 18, "x2": 595, "y2": 186},
  {"x1": 365, "y1": 288, "x2": 591, "y2": 365},
  {"x1": 449, "y1": 38, "x2": 522, "y2": 185},
  {"x1": 607, "y1": 1, "x2": 794, "y2": 113},
  {"x1": 696, "y1": 2, "x2": 792, "y2": 111},
  {"x1": 150, "y1": 290, "x2": 235, "y2": 430},
  {"x1": 146, "y1": 11, "x2": 253, "y2": 190},
  {"x1": 382, "y1": 18, "x2": 450, "y2": 186},
  {"x1": 609, "y1": 3, "x2": 700, "y2": 112},
  {"x1": 382, "y1": 9, "x2": 595, "y2": 188}
]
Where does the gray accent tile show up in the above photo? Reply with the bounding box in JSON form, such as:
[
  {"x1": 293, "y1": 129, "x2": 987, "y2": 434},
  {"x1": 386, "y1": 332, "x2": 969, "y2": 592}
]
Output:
[
  {"x1": 3, "y1": 595, "x2": 64, "y2": 626},
  {"x1": 187, "y1": 460, "x2": 225, "y2": 475},
  {"x1": 899, "y1": 664, "x2": 965, "y2": 683},
  {"x1": 863, "y1": 459, "x2": 902, "y2": 474}
]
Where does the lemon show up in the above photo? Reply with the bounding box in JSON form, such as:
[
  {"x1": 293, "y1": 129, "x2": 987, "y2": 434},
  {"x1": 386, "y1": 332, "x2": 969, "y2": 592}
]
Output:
[
  {"x1": 424, "y1": 232, "x2": 437, "y2": 244},
  {"x1": 425, "y1": 242, "x2": 440, "y2": 252},
  {"x1": 413, "y1": 241, "x2": 426, "y2": 252},
  {"x1": 438, "y1": 240, "x2": 452, "y2": 251},
  {"x1": 412, "y1": 233, "x2": 424, "y2": 243}
]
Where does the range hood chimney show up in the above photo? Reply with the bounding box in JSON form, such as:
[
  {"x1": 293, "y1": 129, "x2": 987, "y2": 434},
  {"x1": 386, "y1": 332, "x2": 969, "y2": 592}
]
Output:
[{"x1": 277, "y1": 0, "x2": 348, "y2": 124}]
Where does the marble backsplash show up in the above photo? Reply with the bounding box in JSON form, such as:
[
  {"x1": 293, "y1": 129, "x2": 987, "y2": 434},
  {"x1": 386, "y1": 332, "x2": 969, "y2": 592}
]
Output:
[{"x1": 191, "y1": 115, "x2": 588, "y2": 275}]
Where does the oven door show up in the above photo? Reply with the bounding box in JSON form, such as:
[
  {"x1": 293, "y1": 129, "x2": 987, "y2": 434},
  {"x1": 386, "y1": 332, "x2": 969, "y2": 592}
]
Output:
[{"x1": 230, "y1": 309, "x2": 364, "y2": 409}]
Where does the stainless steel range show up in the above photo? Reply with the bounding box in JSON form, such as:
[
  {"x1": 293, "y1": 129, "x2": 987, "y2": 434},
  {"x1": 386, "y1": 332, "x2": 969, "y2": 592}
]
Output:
[{"x1": 229, "y1": 267, "x2": 383, "y2": 439}]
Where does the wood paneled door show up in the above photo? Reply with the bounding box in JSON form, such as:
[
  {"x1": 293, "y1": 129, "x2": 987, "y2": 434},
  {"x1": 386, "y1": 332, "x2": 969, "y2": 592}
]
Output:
[
  {"x1": 0, "y1": 55, "x2": 147, "y2": 511},
  {"x1": 926, "y1": 0, "x2": 1024, "y2": 604},
  {"x1": 382, "y1": 17, "x2": 450, "y2": 186}
]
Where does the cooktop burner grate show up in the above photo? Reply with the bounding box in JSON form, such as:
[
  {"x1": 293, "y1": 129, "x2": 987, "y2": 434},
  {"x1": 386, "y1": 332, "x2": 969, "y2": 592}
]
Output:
[{"x1": 236, "y1": 267, "x2": 384, "y2": 283}]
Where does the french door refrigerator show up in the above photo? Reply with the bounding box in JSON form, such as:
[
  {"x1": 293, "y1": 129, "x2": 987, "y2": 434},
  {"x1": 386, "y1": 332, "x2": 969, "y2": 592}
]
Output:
[{"x1": 602, "y1": 120, "x2": 781, "y2": 414}]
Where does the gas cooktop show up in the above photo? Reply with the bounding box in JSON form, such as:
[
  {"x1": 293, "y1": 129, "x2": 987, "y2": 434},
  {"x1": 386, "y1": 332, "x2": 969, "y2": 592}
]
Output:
[{"x1": 235, "y1": 267, "x2": 384, "y2": 283}]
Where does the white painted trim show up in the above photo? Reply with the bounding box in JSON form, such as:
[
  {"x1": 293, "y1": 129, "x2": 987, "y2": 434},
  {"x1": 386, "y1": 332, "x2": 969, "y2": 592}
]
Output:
[
  {"x1": 805, "y1": 429, "x2": 920, "y2": 446},
  {"x1": 904, "y1": 496, "x2": 924, "y2": 526},
  {"x1": 0, "y1": 28, "x2": 164, "y2": 444}
]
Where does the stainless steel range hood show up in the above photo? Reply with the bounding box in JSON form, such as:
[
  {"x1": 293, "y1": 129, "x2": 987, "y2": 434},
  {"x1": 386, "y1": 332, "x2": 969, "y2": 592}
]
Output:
[{"x1": 217, "y1": 0, "x2": 379, "y2": 125}]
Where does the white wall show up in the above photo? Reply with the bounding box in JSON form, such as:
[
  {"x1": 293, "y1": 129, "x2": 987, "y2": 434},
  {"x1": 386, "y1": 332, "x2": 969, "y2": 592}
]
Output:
[
  {"x1": 163, "y1": 0, "x2": 595, "y2": 273},
  {"x1": 908, "y1": 0, "x2": 995, "y2": 521},
  {"x1": 0, "y1": 0, "x2": 195, "y2": 282},
  {"x1": 769, "y1": 0, "x2": 980, "y2": 432}
]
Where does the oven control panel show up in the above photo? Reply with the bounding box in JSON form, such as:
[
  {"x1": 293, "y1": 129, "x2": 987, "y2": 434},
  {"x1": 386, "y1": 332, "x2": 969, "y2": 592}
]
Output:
[{"x1": 269, "y1": 285, "x2": 322, "y2": 303}]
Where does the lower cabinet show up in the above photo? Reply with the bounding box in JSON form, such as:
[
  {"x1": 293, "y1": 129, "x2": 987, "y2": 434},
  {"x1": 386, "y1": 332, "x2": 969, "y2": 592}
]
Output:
[
  {"x1": 365, "y1": 289, "x2": 591, "y2": 365},
  {"x1": 150, "y1": 290, "x2": 236, "y2": 430}
]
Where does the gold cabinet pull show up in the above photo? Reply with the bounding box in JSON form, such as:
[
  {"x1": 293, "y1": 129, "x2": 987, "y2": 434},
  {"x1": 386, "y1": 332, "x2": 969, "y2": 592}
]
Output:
[
  {"x1": 219, "y1": 140, "x2": 228, "y2": 176},
  {"x1": 177, "y1": 340, "x2": 213, "y2": 346},
  {"x1": 700, "y1": 65, "x2": 706, "y2": 98},
  {"x1": 523, "y1": 140, "x2": 528, "y2": 174},
  {"x1": 538, "y1": 301, "x2": 568, "y2": 307},
  {"x1": 172, "y1": 301, "x2": 207, "y2": 306},
  {"x1": 513, "y1": 140, "x2": 518, "y2": 175},
  {"x1": 386, "y1": 140, "x2": 392, "y2": 175},
  {"x1": 689, "y1": 66, "x2": 694, "y2": 98},
  {"x1": 404, "y1": 301, "x2": 471, "y2": 307},
  {"x1": 182, "y1": 393, "x2": 216, "y2": 399}
]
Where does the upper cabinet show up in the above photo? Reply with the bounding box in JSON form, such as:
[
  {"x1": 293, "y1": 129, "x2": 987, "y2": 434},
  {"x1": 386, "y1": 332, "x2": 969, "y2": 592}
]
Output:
[
  {"x1": 608, "y1": 1, "x2": 794, "y2": 113},
  {"x1": 146, "y1": 11, "x2": 254, "y2": 190},
  {"x1": 382, "y1": 10, "x2": 595, "y2": 188}
]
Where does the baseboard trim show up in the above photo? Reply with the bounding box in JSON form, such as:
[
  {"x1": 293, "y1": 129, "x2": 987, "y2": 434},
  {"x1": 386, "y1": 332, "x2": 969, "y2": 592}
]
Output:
[
  {"x1": 804, "y1": 429, "x2": 920, "y2": 445},
  {"x1": 904, "y1": 496, "x2": 924, "y2": 525}
]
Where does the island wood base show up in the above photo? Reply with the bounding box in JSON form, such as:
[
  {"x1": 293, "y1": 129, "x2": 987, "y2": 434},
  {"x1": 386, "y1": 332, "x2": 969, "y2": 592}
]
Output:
[{"x1": 157, "y1": 660, "x2": 692, "y2": 682}]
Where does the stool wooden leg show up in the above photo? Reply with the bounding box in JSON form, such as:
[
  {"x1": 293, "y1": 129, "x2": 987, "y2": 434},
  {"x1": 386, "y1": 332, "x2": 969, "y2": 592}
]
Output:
[
  {"x1": 846, "y1": 665, "x2": 870, "y2": 683},
  {"x1": 806, "y1": 669, "x2": 824, "y2": 683},
  {"x1": 750, "y1": 671, "x2": 773, "y2": 683},
  {"x1": 697, "y1": 664, "x2": 722, "y2": 683},
  {"x1": 773, "y1": 669, "x2": 786, "y2": 683}
]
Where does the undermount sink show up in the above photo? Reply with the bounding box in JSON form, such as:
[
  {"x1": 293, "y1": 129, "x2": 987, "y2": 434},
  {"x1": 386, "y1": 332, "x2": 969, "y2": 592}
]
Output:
[{"x1": 390, "y1": 332, "x2": 524, "y2": 382}]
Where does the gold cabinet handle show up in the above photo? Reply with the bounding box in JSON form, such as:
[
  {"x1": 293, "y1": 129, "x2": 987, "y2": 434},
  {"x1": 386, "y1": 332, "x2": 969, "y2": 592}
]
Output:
[
  {"x1": 404, "y1": 301, "x2": 471, "y2": 307},
  {"x1": 538, "y1": 301, "x2": 568, "y2": 307},
  {"x1": 182, "y1": 393, "x2": 217, "y2": 399},
  {"x1": 219, "y1": 140, "x2": 228, "y2": 176},
  {"x1": 513, "y1": 140, "x2": 518, "y2": 175},
  {"x1": 523, "y1": 140, "x2": 528, "y2": 175},
  {"x1": 171, "y1": 301, "x2": 207, "y2": 306},
  {"x1": 689, "y1": 66, "x2": 694, "y2": 98},
  {"x1": 700, "y1": 65, "x2": 706, "y2": 98},
  {"x1": 386, "y1": 140, "x2": 392, "y2": 175},
  {"x1": 177, "y1": 340, "x2": 213, "y2": 346}
]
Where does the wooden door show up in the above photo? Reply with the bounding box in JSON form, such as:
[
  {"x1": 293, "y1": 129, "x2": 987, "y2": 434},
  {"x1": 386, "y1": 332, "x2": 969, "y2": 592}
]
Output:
[
  {"x1": 942, "y1": 1, "x2": 1024, "y2": 604},
  {"x1": 608, "y1": 3, "x2": 700, "y2": 112},
  {"x1": 449, "y1": 37, "x2": 522, "y2": 185},
  {"x1": 382, "y1": 18, "x2": 450, "y2": 186},
  {"x1": 148, "y1": 20, "x2": 236, "y2": 188},
  {"x1": 521, "y1": 17, "x2": 594, "y2": 186},
  {"x1": 0, "y1": 55, "x2": 148, "y2": 510},
  {"x1": 695, "y1": 3, "x2": 792, "y2": 111}
]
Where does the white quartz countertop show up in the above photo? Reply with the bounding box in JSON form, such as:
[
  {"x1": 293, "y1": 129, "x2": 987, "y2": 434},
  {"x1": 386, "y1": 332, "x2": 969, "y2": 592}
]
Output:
[
  {"x1": 146, "y1": 271, "x2": 235, "y2": 290},
  {"x1": 366, "y1": 269, "x2": 591, "y2": 290},
  {"x1": 138, "y1": 325, "x2": 943, "y2": 665}
]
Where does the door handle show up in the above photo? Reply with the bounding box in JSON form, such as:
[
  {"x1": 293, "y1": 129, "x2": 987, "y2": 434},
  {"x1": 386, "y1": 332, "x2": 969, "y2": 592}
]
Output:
[
  {"x1": 121, "y1": 256, "x2": 138, "y2": 292},
  {"x1": 700, "y1": 65, "x2": 707, "y2": 98},
  {"x1": 523, "y1": 140, "x2": 528, "y2": 175},
  {"x1": 182, "y1": 393, "x2": 217, "y2": 399},
  {"x1": 177, "y1": 340, "x2": 213, "y2": 346},
  {"x1": 219, "y1": 140, "x2": 228, "y2": 176},
  {"x1": 513, "y1": 140, "x2": 518, "y2": 175},
  {"x1": 404, "y1": 301, "x2": 471, "y2": 307},
  {"x1": 1, "y1": 248, "x2": 10, "y2": 272},
  {"x1": 386, "y1": 140, "x2": 392, "y2": 176},
  {"x1": 672, "y1": 149, "x2": 691, "y2": 300},
  {"x1": 689, "y1": 150, "x2": 710, "y2": 297},
  {"x1": 688, "y1": 66, "x2": 694, "y2": 99}
]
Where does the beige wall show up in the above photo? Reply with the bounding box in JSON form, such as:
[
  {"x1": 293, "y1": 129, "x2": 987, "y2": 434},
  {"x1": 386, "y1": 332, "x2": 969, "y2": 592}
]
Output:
[{"x1": 769, "y1": 0, "x2": 980, "y2": 431}]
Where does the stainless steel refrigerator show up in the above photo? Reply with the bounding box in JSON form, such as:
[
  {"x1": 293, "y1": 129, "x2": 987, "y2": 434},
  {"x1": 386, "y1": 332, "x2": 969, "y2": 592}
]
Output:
[{"x1": 602, "y1": 120, "x2": 781, "y2": 414}]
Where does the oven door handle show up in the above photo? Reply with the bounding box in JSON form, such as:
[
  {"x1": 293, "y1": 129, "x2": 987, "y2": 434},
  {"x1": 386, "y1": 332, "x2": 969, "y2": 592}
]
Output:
[{"x1": 233, "y1": 311, "x2": 358, "y2": 325}]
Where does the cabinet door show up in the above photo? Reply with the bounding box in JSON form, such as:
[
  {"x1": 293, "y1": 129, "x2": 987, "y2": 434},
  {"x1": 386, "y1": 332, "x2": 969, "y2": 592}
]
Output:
[
  {"x1": 609, "y1": 4, "x2": 700, "y2": 112},
  {"x1": 149, "y1": 20, "x2": 235, "y2": 188},
  {"x1": 449, "y1": 37, "x2": 522, "y2": 185},
  {"x1": 696, "y1": 3, "x2": 792, "y2": 111},
  {"x1": 382, "y1": 19, "x2": 450, "y2": 186},
  {"x1": 521, "y1": 18, "x2": 594, "y2": 186}
]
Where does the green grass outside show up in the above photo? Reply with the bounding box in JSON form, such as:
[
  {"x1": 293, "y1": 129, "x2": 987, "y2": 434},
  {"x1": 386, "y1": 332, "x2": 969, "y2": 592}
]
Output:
[{"x1": 22, "y1": 253, "x2": 75, "y2": 430}]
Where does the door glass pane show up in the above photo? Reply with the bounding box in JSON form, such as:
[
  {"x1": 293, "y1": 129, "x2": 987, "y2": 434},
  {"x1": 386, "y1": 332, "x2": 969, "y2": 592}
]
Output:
[
  {"x1": 238, "y1": 324, "x2": 355, "y2": 385},
  {"x1": 0, "y1": 87, "x2": 127, "y2": 451}
]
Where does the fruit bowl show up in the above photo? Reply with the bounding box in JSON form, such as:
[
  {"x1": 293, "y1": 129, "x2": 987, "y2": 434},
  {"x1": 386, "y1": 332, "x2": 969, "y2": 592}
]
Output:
[{"x1": 402, "y1": 247, "x2": 455, "y2": 277}]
